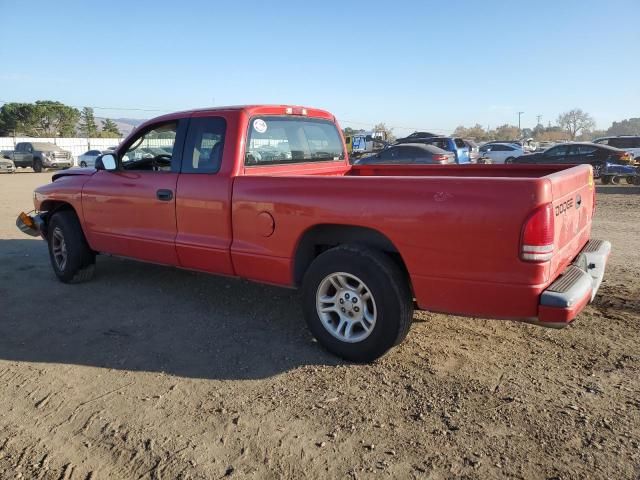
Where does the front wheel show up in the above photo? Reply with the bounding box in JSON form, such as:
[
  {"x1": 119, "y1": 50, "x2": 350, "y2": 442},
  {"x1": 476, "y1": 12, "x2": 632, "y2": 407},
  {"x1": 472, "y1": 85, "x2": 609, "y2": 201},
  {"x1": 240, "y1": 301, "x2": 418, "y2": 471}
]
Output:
[
  {"x1": 47, "y1": 211, "x2": 96, "y2": 283},
  {"x1": 611, "y1": 175, "x2": 621, "y2": 185},
  {"x1": 33, "y1": 159, "x2": 43, "y2": 173},
  {"x1": 302, "y1": 245, "x2": 413, "y2": 362},
  {"x1": 80, "y1": 161, "x2": 87, "y2": 168},
  {"x1": 505, "y1": 157, "x2": 515, "y2": 164}
]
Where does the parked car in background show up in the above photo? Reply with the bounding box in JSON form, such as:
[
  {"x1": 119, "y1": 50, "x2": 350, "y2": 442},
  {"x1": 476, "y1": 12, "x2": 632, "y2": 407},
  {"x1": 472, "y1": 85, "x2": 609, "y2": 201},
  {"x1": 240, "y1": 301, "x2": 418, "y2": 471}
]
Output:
[
  {"x1": 3, "y1": 142, "x2": 73, "y2": 172},
  {"x1": 356, "y1": 143, "x2": 455, "y2": 165},
  {"x1": 397, "y1": 137, "x2": 470, "y2": 163},
  {"x1": 394, "y1": 131, "x2": 439, "y2": 143},
  {"x1": 601, "y1": 162, "x2": 639, "y2": 185},
  {"x1": 479, "y1": 142, "x2": 524, "y2": 164},
  {"x1": 463, "y1": 139, "x2": 480, "y2": 163},
  {"x1": 0, "y1": 157, "x2": 16, "y2": 173},
  {"x1": 511, "y1": 142, "x2": 633, "y2": 178},
  {"x1": 592, "y1": 136, "x2": 640, "y2": 159},
  {"x1": 78, "y1": 150, "x2": 104, "y2": 168},
  {"x1": 536, "y1": 141, "x2": 557, "y2": 152}
]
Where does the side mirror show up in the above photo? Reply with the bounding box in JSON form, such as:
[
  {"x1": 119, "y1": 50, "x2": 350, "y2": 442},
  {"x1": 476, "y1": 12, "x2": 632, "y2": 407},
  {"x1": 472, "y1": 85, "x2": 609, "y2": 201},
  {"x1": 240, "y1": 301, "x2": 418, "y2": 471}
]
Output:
[{"x1": 95, "y1": 153, "x2": 117, "y2": 171}]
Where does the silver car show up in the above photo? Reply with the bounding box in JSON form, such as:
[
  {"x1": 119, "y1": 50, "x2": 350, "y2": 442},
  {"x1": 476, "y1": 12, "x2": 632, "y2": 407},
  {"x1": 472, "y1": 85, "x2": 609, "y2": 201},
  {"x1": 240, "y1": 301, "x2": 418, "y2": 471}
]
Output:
[{"x1": 77, "y1": 149, "x2": 104, "y2": 168}]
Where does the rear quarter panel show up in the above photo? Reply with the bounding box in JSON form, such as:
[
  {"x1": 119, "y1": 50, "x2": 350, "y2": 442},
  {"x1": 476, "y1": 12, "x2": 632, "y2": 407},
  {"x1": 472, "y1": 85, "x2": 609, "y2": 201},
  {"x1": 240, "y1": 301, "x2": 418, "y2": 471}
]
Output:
[{"x1": 230, "y1": 173, "x2": 555, "y2": 318}]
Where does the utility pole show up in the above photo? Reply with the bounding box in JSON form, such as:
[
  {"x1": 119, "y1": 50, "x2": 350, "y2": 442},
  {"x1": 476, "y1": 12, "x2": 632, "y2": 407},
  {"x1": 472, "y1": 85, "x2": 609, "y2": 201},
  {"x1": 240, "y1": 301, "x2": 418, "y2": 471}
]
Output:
[
  {"x1": 518, "y1": 112, "x2": 524, "y2": 132},
  {"x1": 536, "y1": 114, "x2": 542, "y2": 125}
]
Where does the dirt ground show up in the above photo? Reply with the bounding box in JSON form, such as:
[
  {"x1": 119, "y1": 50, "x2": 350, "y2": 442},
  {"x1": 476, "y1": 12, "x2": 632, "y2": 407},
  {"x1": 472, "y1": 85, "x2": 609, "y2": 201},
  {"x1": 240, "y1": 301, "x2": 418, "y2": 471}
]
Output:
[{"x1": 0, "y1": 172, "x2": 638, "y2": 480}]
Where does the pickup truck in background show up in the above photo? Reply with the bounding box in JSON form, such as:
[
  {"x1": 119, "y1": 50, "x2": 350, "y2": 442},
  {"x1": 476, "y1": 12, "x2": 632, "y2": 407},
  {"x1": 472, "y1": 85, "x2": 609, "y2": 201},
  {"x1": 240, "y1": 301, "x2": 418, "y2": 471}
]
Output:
[
  {"x1": 3, "y1": 142, "x2": 73, "y2": 172},
  {"x1": 17, "y1": 105, "x2": 611, "y2": 362}
]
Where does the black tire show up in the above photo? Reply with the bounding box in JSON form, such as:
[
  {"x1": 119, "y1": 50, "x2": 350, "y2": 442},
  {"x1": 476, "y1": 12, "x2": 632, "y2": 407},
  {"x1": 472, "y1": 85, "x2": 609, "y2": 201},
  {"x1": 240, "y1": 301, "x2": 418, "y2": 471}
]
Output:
[
  {"x1": 505, "y1": 157, "x2": 515, "y2": 164},
  {"x1": 601, "y1": 176, "x2": 612, "y2": 185},
  {"x1": 301, "y1": 245, "x2": 413, "y2": 362},
  {"x1": 611, "y1": 175, "x2": 621, "y2": 185},
  {"x1": 47, "y1": 210, "x2": 96, "y2": 283},
  {"x1": 80, "y1": 161, "x2": 87, "y2": 168},
  {"x1": 625, "y1": 177, "x2": 634, "y2": 184},
  {"x1": 633, "y1": 176, "x2": 640, "y2": 186},
  {"x1": 33, "y1": 159, "x2": 43, "y2": 173}
]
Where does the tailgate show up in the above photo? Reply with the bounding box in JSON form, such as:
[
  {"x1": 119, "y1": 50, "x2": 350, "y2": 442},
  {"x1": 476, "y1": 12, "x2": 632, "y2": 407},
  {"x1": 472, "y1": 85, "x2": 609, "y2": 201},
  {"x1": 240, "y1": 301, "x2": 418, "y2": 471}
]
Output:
[{"x1": 547, "y1": 164, "x2": 594, "y2": 280}]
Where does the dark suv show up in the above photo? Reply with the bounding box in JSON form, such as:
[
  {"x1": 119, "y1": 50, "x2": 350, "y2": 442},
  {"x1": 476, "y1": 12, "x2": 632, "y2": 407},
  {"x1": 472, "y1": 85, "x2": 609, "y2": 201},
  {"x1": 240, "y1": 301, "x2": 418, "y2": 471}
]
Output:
[{"x1": 592, "y1": 136, "x2": 640, "y2": 160}]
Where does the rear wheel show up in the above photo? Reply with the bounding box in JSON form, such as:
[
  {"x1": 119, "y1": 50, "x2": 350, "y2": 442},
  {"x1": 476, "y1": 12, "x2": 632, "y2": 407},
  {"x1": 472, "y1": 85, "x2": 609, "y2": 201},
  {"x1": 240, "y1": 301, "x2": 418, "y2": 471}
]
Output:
[
  {"x1": 633, "y1": 176, "x2": 640, "y2": 186},
  {"x1": 47, "y1": 211, "x2": 96, "y2": 283},
  {"x1": 505, "y1": 157, "x2": 515, "y2": 164},
  {"x1": 80, "y1": 161, "x2": 87, "y2": 168},
  {"x1": 625, "y1": 176, "x2": 634, "y2": 184},
  {"x1": 33, "y1": 159, "x2": 43, "y2": 173},
  {"x1": 301, "y1": 245, "x2": 413, "y2": 362},
  {"x1": 611, "y1": 175, "x2": 621, "y2": 185}
]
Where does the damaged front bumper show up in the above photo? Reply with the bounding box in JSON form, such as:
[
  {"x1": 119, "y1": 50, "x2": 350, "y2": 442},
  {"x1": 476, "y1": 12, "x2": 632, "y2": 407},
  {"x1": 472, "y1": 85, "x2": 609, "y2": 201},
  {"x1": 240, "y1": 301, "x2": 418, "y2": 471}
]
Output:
[{"x1": 16, "y1": 212, "x2": 47, "y2": 238}]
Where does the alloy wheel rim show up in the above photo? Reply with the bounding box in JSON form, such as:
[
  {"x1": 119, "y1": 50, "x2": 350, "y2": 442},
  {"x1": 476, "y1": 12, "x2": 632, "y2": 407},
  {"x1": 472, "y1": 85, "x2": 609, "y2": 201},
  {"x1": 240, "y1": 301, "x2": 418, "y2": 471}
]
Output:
[
  {"x1": 51, "y1": 227, "x2": 67, "y2": 271},
  {"x1": 316, "y1": 272, "x2": 377, "y2": 343}
]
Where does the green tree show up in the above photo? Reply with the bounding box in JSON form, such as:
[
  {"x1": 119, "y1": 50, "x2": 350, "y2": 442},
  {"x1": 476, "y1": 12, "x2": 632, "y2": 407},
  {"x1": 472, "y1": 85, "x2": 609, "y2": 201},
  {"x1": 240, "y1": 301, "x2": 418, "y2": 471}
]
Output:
[
  {"x1": 101, "y1": 118, "x2": 121, "y2": 137},
  {"x1": 606, "y1": 117, "x2": 640, "y2": 136},
  {"x1": 493, "y1": 124, "x2": 520, "y2": 141},
  {"x1": 79, "y1": 107, "x2": 98, "y2": 137},
  {"x1": 532, "y1": 123, "x2": 545, "y2": 139},
  {"x1": 453, "y1": 124, "x2": 492, "y2": 141},
  {"x1": 32, "y1": 100, "x2": 79, "y2": 136},
  {"x1": 0, "y1": 103, "x2": 37, "y2": 135},
  {"x1": 557, "y1": 109, "x2": 595, "y2": 140}
]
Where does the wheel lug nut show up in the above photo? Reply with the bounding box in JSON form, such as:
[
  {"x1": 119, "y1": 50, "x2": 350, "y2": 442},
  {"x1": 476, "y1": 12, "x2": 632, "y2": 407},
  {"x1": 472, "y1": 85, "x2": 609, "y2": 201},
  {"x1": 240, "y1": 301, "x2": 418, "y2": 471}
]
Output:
[
  {"x1": 341, "y1": 307, "x2": 346, "y2": 313},
  {"x1": 345, "y1": 293, "x2": 350, "y2": 300},
  {"x1": 339, "y1": 299, "x2": 344, "y2": 304},
  {"x1": 352, "y1": 297, "x2": 357, "y2": 303},
  {"x1": 354, "y1": 306, "x2": 360, "y2": 312}
]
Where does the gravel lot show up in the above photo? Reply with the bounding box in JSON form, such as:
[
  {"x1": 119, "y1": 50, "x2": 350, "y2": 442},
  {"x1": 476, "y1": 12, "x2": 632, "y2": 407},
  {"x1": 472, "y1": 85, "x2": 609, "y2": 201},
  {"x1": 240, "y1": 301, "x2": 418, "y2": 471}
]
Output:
[{"x1": 0, "y1": 172, "x2": 638, "y2": 479}]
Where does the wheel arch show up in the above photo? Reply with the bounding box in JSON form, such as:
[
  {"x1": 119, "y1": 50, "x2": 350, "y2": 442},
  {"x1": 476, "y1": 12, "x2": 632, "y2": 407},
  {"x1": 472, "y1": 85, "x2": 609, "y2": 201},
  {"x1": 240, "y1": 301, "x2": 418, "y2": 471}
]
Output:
[
  {"x1": 292, "y1": 224, "x2": 411, "y2": 291},
  {"x1": 39, "y1": 201, "x2": 80, "y2": 238}
]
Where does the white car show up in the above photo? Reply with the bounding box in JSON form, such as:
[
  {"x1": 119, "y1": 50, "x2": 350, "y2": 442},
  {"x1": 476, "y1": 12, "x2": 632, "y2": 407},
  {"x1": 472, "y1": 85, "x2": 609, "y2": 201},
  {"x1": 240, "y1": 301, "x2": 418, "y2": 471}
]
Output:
[
  {"x1": 479, "y1": 143, "x2": 524, "y2": 164},
  {"x1": 77, "y1": 149, "x2": 104, "y2": 168}
]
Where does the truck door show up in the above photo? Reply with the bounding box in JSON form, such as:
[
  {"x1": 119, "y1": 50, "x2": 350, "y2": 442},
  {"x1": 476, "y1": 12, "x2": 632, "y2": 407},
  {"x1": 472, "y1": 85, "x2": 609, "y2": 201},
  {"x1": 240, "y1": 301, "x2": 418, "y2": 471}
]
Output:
[
  {"x1": 23, "y1": 143, "x2": 34, "y2": 166},
  {"x1": 174, "y1": 115, "x2": 235, "y2": 275},
  {"x1": 82, "y1": 120, "x2": 185, "y2": 265},
  {"x1": 13, "y1": 143, "x2": 24, "y2": 166}
]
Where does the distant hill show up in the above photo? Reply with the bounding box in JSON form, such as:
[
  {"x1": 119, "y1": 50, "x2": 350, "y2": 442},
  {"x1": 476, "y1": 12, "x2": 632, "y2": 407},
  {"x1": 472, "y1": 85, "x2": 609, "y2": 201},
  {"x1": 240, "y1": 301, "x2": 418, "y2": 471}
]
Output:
[{"x1": 94, "y1": 117, "x2": 147, "y2": 136}]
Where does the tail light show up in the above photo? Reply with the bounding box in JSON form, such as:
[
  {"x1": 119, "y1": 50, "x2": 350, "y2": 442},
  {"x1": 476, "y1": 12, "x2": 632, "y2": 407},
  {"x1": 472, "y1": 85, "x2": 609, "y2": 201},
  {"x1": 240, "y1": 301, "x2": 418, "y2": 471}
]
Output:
[
  {"x1": 521, "y1": 203, "x2": 554, "y2": 262},
  {"x1": 433, "y1": 154, "x2": 450, "y2": 164}
]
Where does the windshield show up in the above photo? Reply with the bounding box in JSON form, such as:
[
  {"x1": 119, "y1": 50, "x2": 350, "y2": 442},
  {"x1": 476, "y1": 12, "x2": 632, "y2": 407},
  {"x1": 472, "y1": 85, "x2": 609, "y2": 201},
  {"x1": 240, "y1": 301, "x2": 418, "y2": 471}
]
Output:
[
  {"x1": 31, "y1": 143, "x2": 61, "y2": 151},
  {"x1": 246, "y1": 116, "x2": 344, "y2": 166}
]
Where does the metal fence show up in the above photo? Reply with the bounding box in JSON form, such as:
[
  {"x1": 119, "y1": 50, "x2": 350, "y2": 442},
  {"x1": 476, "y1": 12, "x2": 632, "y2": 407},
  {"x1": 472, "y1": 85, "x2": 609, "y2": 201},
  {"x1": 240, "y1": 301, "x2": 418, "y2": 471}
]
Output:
[{"x1": 0, "y1": 137, "x2": 124, "y2": 165}]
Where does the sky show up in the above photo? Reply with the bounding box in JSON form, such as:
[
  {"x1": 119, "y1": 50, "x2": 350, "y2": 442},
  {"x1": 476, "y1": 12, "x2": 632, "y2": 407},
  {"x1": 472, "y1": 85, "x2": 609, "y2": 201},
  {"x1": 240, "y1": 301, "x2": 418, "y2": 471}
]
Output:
[{"x1": 0, "y1": 0, "x2": 639, "y2": 136}]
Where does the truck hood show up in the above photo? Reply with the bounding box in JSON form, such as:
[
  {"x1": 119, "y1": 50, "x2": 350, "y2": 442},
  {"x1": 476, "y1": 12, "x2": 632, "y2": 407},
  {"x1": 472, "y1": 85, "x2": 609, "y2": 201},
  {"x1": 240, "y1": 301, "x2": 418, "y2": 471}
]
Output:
[{"x1": 52, "y1": 168, "x2": 96, "y2": 182}]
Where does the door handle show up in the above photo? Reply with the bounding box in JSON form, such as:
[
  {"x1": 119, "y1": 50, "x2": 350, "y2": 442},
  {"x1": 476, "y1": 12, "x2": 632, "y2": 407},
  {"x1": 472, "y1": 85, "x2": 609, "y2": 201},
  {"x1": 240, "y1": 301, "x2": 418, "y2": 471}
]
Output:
[{"x1": 156, "y1": 189, "x2": 173, "y2": 201}]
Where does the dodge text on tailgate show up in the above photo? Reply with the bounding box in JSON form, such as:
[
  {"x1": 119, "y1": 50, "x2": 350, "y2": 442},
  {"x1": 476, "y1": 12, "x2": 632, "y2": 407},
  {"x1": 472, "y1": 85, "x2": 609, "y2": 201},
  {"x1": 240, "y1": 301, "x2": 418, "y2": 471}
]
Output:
[{"x1": 16, "y1": 105, "x2": 611, "y2": 362}]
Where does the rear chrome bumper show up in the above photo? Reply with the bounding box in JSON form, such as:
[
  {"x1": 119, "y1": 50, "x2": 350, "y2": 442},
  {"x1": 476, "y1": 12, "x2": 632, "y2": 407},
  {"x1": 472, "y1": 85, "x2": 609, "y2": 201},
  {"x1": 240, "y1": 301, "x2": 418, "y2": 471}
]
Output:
[{"x1": 535, "y1": 239, "x2": 611, "y2": 328}]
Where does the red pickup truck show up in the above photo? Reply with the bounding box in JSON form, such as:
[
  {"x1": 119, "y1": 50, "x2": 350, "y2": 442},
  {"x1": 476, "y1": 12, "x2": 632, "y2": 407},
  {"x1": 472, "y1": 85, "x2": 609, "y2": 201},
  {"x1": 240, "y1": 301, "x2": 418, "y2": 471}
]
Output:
[{"x1": 17, "y1": 105, "x2": 611, "y2": 362}]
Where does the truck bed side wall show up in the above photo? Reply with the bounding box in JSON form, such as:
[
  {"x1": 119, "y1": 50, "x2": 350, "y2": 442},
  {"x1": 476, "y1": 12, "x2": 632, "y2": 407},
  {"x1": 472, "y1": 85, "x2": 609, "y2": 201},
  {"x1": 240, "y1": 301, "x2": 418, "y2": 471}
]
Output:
[{"x1": 231, "y1": 175, "x2": 555, "y2": 319}]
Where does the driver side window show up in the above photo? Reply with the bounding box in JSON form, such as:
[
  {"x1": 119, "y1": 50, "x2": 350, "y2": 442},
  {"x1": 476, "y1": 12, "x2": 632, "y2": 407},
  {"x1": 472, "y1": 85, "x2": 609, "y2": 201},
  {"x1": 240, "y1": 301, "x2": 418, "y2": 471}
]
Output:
[{"x1": 122, "y1": 122, "x2": 178, "y2": 171}]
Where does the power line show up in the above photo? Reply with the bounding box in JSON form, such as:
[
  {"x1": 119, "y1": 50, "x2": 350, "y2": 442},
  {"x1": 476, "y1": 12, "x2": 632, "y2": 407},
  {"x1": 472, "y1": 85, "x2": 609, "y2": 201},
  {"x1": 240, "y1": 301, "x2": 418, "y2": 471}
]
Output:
[{"x1": 339, "y1": 118, "x2": 450, "y2": 133}]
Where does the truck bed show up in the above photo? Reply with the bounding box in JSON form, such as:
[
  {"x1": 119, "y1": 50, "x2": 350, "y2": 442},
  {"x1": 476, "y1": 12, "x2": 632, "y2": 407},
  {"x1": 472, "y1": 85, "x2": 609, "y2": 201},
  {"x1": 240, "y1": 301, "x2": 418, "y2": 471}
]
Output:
[{"x1": 233, "y1": 163, "x2": 594, "y2": 321}]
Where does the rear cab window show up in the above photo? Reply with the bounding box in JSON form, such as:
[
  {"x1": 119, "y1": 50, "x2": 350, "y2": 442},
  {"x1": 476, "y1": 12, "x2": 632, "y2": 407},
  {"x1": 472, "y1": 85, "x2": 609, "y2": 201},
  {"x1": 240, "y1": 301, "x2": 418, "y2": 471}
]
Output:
[{"x1": 245, "y1": 116, "x2": 344, "y2": 166}]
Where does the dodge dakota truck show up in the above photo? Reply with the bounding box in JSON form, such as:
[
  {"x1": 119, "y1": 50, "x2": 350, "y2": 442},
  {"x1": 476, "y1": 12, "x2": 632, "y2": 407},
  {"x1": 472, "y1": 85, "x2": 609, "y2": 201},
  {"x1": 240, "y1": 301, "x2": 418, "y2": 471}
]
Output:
[{"x1": 17, "y1": 105, "x2": 611, "y2": 362}]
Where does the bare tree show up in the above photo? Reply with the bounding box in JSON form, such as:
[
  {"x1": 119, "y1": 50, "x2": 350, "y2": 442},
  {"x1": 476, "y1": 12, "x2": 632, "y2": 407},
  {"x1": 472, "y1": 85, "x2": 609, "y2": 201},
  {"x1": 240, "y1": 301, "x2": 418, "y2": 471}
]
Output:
[{"x1": 557, "y1": 109, "x2": 595, "y2": 140}]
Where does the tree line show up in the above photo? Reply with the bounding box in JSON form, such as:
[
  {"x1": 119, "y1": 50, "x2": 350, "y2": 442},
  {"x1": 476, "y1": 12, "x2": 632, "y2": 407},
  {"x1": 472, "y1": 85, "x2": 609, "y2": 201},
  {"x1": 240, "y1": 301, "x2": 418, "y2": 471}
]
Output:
[
  {"x1": 0, "y1": 100, "x2": 121, "y2": 138},
  {"x1": 453, "y1": 109, "x2": 640, "y2": 142}
]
